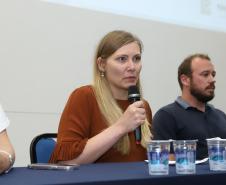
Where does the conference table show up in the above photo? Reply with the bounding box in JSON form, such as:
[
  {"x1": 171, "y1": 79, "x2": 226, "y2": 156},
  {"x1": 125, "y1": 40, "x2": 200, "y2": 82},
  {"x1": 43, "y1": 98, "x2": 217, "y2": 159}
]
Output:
[{"x1": 1, "y1": 161, "x2": 226, "y2": 185}]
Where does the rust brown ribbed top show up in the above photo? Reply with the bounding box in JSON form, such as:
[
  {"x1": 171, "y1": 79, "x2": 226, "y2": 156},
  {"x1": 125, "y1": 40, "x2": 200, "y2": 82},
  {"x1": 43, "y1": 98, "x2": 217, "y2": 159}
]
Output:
[{"x1": 49, "y1": 85, "x2": 152, "y2": 163}]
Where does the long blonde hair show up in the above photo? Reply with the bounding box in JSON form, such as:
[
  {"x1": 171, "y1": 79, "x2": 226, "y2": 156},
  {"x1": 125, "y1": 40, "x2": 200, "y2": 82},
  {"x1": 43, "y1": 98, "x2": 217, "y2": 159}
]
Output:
[{"x1": 93, "y1": 30, "x2": 152, "y2": 154}]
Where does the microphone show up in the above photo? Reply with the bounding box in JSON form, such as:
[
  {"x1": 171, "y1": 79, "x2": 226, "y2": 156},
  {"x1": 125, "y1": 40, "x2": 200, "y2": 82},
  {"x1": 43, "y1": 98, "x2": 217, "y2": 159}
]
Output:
[{"x1": 128, "y1": 86, "x2": 141, "y2": 144}]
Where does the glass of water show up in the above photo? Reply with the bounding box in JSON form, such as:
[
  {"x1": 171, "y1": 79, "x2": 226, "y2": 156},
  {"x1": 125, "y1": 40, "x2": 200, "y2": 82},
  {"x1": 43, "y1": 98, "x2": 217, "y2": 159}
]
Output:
[
  {"x1": 207, "y1": 138, "x2": 226, "y2": 171},
  {"x1": 173, "y1": 140, "x2": 197, "y2": 174},
  {"x1": 147, "y1": 140, "x2": 171, "y2": 175}
]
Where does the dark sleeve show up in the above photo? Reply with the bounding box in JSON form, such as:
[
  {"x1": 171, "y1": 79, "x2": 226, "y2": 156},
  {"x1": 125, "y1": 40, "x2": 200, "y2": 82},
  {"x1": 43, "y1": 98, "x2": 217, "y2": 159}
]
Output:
[
  {"x1": 152, "y1": 109, "x2": 177, "y2": 140},
  {"x1": 219, "y1": 109, "x2": 226, "y2": 120}
]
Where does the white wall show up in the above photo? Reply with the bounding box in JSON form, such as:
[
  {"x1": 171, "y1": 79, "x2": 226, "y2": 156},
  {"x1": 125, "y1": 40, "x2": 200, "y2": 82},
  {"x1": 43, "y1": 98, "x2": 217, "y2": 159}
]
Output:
[{"x1": 0, "y1": 0, "x2": 226, "y2": 166}]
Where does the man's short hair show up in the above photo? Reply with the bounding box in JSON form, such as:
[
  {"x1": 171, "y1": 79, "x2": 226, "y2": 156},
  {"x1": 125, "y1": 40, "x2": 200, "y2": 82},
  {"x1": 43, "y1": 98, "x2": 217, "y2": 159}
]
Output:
[{"x1": 178, "y1": 53, "x2": 211, "y2": 89}]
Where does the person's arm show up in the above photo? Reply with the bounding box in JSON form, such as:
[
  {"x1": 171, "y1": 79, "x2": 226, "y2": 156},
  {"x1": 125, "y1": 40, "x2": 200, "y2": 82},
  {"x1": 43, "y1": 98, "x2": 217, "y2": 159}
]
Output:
[
  {"x1": 60, "y1": 100, "x2": 146, "y2": 165},
  {"x1": 152, "y1": 109, "x2": 177, "y2": 161},
  {"x1": 152, "y1": 109, "x2": 177, "y2": 140},
  {"x1": 0, "y1": 130, "x2": 15, "y2": 174}
]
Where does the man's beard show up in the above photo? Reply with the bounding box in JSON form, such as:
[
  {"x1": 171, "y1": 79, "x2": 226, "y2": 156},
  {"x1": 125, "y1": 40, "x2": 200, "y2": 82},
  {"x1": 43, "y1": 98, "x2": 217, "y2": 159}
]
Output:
[{"x1": 190, "y1": 83, "x2": 215, "y2": 103}]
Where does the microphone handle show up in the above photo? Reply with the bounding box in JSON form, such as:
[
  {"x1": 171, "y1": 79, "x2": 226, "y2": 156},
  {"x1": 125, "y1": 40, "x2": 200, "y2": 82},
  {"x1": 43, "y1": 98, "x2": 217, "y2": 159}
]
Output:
[
  {"x1": 135, "y1": 126, "x2": 141, "y2": 144},
  {"x1": 129, "y1": 97, "x2": 141, "y2": 144}
]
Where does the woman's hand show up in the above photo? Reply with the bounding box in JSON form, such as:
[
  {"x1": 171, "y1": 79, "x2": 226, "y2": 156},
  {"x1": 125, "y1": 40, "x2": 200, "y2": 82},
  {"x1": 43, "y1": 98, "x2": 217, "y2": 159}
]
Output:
[{"x1": 116, "y1": 100, "x2": 146, "y2": 134}]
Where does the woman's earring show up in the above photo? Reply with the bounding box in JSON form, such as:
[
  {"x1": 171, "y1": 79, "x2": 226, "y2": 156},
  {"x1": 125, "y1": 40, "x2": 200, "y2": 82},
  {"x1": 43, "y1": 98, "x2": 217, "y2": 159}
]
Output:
[{"x1": 100, "y1": 71, "x2": 105, "y2": 77}]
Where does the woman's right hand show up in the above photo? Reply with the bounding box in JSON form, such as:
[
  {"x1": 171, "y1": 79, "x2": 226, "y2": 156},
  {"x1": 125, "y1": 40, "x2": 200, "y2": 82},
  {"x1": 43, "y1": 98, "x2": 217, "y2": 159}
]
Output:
[{"x1": 116, "y1": 100, "x2": 146, "y2": 134}]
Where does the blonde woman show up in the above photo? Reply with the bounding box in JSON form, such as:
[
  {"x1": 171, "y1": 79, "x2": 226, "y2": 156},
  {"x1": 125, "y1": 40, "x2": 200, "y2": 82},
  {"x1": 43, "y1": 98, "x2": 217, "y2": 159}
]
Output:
[{"x1": 50, "y1": 30, "x2": 152, "y2": 164}]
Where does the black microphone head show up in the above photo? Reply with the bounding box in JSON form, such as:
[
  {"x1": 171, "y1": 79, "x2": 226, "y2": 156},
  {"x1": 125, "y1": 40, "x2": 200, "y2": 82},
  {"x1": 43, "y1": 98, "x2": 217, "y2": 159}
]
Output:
[{"x1": 128, "y1": 86, "x2": 140, "y2": 102}]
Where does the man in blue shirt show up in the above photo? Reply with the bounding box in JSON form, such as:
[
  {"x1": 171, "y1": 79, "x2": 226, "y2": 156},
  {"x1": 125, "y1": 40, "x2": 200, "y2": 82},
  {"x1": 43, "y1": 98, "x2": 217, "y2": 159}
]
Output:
[{"x1": 152, "y1": 53, "x2": 226, "y2": 159}]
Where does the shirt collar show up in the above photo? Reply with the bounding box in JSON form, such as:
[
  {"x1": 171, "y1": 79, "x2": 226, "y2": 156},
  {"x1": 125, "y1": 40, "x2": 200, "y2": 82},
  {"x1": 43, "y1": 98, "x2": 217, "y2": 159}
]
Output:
[{"x1": 175, "y1": 96, "x2": 214, "y2": 110}]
